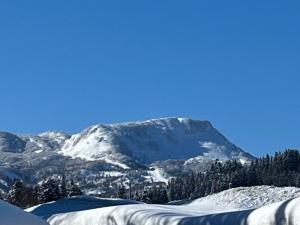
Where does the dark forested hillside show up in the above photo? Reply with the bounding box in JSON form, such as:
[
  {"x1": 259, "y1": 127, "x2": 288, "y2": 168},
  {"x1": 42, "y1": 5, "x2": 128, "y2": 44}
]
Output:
[
  {"x1": 138, "y1": 149, "x2": 300, "y2": 203},
  {"x1": 4, "y1": 149, "x2": 300, "y2": 207}
]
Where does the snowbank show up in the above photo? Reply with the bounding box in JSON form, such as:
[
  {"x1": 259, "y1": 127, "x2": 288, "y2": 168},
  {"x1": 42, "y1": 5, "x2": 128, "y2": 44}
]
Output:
[
  {"x1": 47, "y1": 197, "x2": 300, "y2": 225},
  {"x1": 46, "y1": 186, "x2": 300, "y2": 225},
  {"x1": 26, "y1": 196, "x2": 140, "y2": 219},
  {"x1": 188, "y1": 185, "x2": 300, "y2": 212},
  {"x1": 0, "y1": 200, "x2": 48, "y2": 225}
]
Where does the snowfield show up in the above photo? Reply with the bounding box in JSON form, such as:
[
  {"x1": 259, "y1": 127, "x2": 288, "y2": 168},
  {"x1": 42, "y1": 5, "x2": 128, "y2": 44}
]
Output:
[
  {"x1": 26, "y1": 196, "x2": 140, "y2": 219},
  {"x1": 188, "y1": 186, "x2": 300, "y2": 212},
  {"x1": 0, "y1": 200, "x2": 48, "y2": 225},
  {"x1": 145, "y1": 167, "x2": 170, "y2": 183},
  {"x1": 47, "y1": 198, "x2": 300, "y2": 225},
  {"x1": 32, "y1": 186, "x2": 300, "y2": 225}
]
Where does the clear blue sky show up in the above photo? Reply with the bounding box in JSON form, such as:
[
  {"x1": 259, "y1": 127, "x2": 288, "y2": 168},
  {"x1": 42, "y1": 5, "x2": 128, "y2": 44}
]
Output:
[{"x1": 0, "y1": 1, "x2": 299, "y2": 156}]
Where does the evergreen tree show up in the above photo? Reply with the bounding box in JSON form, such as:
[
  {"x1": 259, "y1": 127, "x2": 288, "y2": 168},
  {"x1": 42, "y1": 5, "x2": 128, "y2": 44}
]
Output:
[
  {"x1": 159, "y1": 187, "x2": 168, "y2": 203},
  {"x1": 140, "y1": 188, "x2": 152, "y2": 203},
  {"x1": 67, "y1": 179, "x2": 83, "y2": 197},
  {"x1": 38, "y1": 178, "x2": 61, "y2": 203},
  {"x1": 116, "y1": 185, "x2": 126, "y2": 199},
  {"x1": 161, "y1": 149, "x2": 300, "y2": 202},
  {"x1": 60, "y1": 174, "x2": 68, "y2": 198},
  {"x1": 8, "y1": 180, "x2": 36, "y2": 208},
  {"x1": 8, "y1": 180, "x2": 26, "y2": 207}
]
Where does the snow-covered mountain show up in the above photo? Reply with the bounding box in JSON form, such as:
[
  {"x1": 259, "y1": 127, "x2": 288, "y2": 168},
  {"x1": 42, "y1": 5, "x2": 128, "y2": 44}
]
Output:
[
  {"x1": 0, "y1": 131, "x2": 69, "y2": 156},
  {"x1": 0, "y1": 117, "x2": 255, "y2": 195},
  {"x1": 60, "y1": 117, "x2": 254, "y2": 166}
]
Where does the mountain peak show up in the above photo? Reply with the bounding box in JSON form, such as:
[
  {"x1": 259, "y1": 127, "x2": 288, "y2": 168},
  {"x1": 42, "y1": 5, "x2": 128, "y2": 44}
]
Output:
[
  {"x1": 60, "y1": 117, "x2": 254, "y2": 166},
  {"x1": 87, "y1": 117, "x2": 214, "y2": 132}
]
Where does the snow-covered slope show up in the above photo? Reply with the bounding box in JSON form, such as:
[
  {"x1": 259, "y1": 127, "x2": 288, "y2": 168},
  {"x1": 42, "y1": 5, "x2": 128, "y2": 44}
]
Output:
[
  {"x1": 188, "y1": 186, "x2": 300, "y2": 212},
  {"x1": 46, "y1": 186, "x2": 300, "y2": 225},
  {"x1": 26, "y1": 196, "x2": 140, "y2": 219},
  {"x1": 0, "y1": 200, "x2": 48, "y2": 225},
  {"x1": 48, "y1": 198, "x2": 300, "y2": 225},
  {"x1": 38, "y1": 132, "x2": 71, "y2": 146},
  {"x1": 0, "y1": 131, "x2": 69, "y2": 154},
  {"x1": 60, "y1": 117, "x2": 254, "y2": 167}
]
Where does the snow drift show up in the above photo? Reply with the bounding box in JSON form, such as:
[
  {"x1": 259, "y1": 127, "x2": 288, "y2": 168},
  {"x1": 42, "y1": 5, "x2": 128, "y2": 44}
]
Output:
[
  {"x1": 47, "y1": 197, "x2": 300, "y2": 225},
  {"x1": 188, "y1": 185, "x2": 300, "y2": 212},
  {"x1": 26, "y1": 196, "x2": 140, "y2": 219},
  {"x1": 0, "y1": 200, "x2": 48, "y2": 225},
  {"x1": 45, "y1": 186, "x2": 300, "y2": 225}
]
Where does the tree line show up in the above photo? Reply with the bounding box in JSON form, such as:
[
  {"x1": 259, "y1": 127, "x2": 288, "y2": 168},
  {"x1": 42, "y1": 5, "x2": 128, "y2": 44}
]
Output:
[
  {"x1": 3, "y1": 149, "x2": 300, "y2": 207},
  {"x1": 133, "y1": 149, "x2": 300, "y2": 203},
  {"x1": 4, "y1": 176, "x2": 82, "y2": 208}
]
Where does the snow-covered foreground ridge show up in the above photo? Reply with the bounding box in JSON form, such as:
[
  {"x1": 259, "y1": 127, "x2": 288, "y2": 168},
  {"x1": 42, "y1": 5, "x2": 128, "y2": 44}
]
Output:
[
  {"x1": 188, "y1": 186, "x2": 300, "y2": 211},
  {"x1": 48, "y1": 198, "x2": 300, "y2": 225},
  {"x1": 0, "y1": 200, "x2": 48, "y2": 225},
  {"x1": 45, "y1": 186, "x2": 300, "y2": 225},
  {"x1": 26, "y1": 196, "x2": 140, "y2": 219}
]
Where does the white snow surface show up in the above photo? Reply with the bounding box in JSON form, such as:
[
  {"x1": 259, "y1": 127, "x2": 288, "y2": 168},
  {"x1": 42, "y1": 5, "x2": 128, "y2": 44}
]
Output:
[
  {"x1": 59, "y1": 117, "x2": 254, "y2": 167},
  {"x1": 0, "y1": 200, "x2": 48, "y2": 225},
  {"x1": 188, "y1": 186, "x2": 300, "y2": 212},
  {"x1": 26, "y1": 196, "x2": 140, "y2": 220},
  {"x1": 35, "y1": 149, "x2": 44, "y2": 153},
  {"x1": 38, "y1": 131, "x2": 70, "y2": 145},
  {"x1": 45, "y1": 186, "x2": 300, "y2": 225},
  {"x1": 146, "y1": 167, "x2": 170, "y2": 183}
]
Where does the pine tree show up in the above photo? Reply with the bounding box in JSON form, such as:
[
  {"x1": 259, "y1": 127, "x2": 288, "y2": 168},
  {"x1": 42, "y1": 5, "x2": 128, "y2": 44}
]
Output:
[
  {"x1": 60, "y1": 174, "x2": 67, "y2": 198},
  {"x1": 140, "y1": 188, "x2": 151, "y2": 203},
  {"x1": 8, "y1": 180, "x2": 25, "y2": 207},
  {"x1": 133, "y1": 190, "x2": 141, "y2": 201},
  {"x1": 38, "y1": 178, "x2": 61, "y2": 203},
  {"x1": 296, "y1": 174, "x2": 300, "y2": 187},
  {"x1": 159, "y1": 187, "x2": 168, "y2": 203},
  {"x1": 68, "y1": 180, "x2": 82, "y2": 197},
  {"x1": 8, "y1": 180, "x2": 35, "y2": 208},
  {"x1": 116, "y1": 185, "x2": 126, "y2": 199}
]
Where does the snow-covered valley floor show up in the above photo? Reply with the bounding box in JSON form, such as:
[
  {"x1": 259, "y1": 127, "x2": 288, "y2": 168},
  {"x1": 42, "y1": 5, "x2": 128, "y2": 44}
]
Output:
[{"x1": 24, "y1": 186, "x2": 300, "y2": 225}]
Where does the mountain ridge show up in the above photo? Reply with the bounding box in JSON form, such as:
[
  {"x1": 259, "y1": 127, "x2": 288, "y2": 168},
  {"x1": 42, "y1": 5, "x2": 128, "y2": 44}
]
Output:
[
  {"x1": 59, "y1": 117, "x2": 254, "y2": 165},
  {"x1": 0, "y1": 117, "x2": 255, "y2": 195}
]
